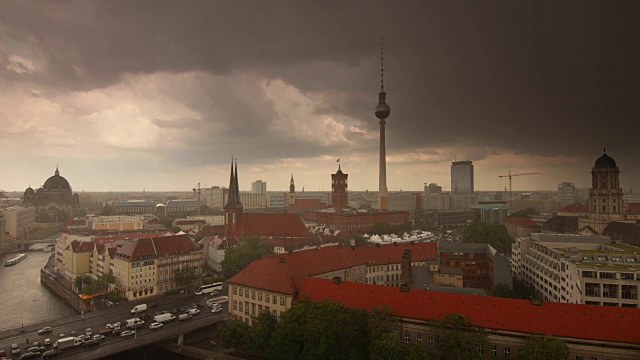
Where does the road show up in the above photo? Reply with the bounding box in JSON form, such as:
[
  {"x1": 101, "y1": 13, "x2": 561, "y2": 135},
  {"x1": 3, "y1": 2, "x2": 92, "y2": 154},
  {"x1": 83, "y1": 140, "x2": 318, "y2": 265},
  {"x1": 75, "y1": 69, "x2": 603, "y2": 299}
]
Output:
[{"x1": 0, "y1": 294, "x2": 228, "y2": 359}]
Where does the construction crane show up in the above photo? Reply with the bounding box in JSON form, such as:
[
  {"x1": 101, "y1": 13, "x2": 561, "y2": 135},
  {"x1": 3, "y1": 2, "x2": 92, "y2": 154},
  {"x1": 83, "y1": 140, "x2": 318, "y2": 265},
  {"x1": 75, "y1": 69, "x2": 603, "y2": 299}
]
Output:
[
  {"x1": 498, "y1": 171, "x2": 541, "y2": 214},
  {"x1": 192, "y1": 183, "x2": 203, "y2": 215}
]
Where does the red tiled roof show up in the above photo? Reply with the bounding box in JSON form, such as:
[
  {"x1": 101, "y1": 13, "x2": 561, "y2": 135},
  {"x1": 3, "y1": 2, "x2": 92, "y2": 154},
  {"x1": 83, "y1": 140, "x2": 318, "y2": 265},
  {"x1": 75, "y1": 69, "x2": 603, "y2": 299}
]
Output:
[
  {"x1": 263, "y1": 235, "x2": 336, "y2": 251},
  {"x1": 114, "y1": 234, "x2": 197, "y2": 262},
  {"x1": 174, "y1": 220, "x2": 206, "y2": 225},
  {"x1": 95, "y1": 243, "x2": 106, "y2": 254},
  {"x1": 107, "y1": 247, "x2": 117, "y2": 258},
  {"x1": 228, "y1": 213, "x2": 309, "y2": 238},
  {"x1": 502, "y1": 217, "x2": 539, "y2": 226},
  {"x1": 206, "y1": 236, "x2": 240, "y2": 250},
  {"x1": 289, "y1": 198, "x2": 327, "y2": 210},
  {"x1": 559, "y1": 204, "x2": 590, "y2": 213},
  {"x1": 196, "y1": 225, "x2": 225, "y2": 237},
  {"x1": 300, "y1": 277, "x2": 640, "y2": 345},
  {"x1": 70, "y1": 240, "x2": 94, "y2": 253},
  {"x1": 228, "y1": 242, "x2": 438, "y2": 294}
]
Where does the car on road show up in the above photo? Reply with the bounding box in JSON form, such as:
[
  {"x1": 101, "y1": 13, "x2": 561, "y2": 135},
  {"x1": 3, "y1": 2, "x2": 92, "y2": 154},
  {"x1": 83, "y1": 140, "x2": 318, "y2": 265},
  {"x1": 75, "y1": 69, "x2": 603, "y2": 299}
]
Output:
[
  {"x1": 178, "y1": 313, "x2": 192, "y2": 321},
  {"x1": 112, "y1": 328, "x2": 124, "y2": 336},
  {"x1": 10, "y1": 343, "x2": 20, "y2": 355},
  {"x1": 211, "y1": 307, "x2": 222, "y2": 313},
  {"x1": 211, "y1": 303, "x2": 222, "y2": 310},
  {"x1": 77, "y1": 335, "x2": 91, "y2": 343},
  {"x1": 37, "y1": 327, "x2": 53, "y2": 335},
  {"x1": 149, "y1": 322, "x2": 163, "y2": 330},
  {"x1": 19, "y1": 352, "x2": 39, "y2": 360},
  {"x1": 82, "y1": 339, "x2": 100, "y2": 348},
  {"x1": 25, "y1": 347, "x2": 45, "y2": 355},
  {"x1": 43, "y1": 338, "x2": 52, "y2": 346},
  {"x1": 85, "y1": 328, "x2": 93, "y2": 336},
  {"x1": 171, "y1": 307, "x2": 178, "y2": 314},
  {"x1": 93, "y1": 334, "x2": 105, "y2": 342},
  {"x1": 120, "y1": 330, "x2": 135, "y2": 338},
  {"x1": 191, "y1": 302, "x2": 201, "y2": 308},
  {"x1": 188, "y1": 308, "x2": 200, "y2": 315},
  {"x1": 42, "y1": 350, "x2": 61, "y2": 359}
]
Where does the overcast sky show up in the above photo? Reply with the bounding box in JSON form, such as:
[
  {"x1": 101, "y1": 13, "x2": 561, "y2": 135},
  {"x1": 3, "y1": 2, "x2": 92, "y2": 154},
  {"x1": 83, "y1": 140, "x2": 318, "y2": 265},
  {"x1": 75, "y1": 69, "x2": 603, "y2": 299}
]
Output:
[{"x1": 1, "y1": 1, "x2": 638, "y2": 193}]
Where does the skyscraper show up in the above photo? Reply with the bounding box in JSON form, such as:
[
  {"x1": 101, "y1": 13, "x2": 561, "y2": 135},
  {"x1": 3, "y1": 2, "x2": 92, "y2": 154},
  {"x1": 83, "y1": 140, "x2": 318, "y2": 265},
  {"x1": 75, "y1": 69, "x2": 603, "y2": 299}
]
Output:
[
  {"x1": 375, "y1": 38, "x2": 390, "y2": 210},
  {"x1": 451, "y1": 160, "x2": 474, "y2": 195}
]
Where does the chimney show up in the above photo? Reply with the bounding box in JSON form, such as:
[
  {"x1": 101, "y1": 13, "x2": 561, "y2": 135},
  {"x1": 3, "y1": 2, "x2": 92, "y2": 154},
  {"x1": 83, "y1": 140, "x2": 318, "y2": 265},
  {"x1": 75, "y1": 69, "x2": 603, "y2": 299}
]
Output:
[
  {"x1": 279, "y1": 257, "x2": 285, "y2": 264},
  {"x1": 333, "y1": 276, "x2": 342, "y2": 284},
  {"x1": 401, "y1": 249, "x2": 411, "y2": 286}
]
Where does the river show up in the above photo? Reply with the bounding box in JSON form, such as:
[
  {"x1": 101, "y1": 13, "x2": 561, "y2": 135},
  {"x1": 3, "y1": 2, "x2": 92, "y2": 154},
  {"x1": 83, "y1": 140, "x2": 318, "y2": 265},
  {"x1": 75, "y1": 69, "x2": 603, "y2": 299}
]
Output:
[{"x1": 0, "y1": 249, "x2": 77, "y2": 331}]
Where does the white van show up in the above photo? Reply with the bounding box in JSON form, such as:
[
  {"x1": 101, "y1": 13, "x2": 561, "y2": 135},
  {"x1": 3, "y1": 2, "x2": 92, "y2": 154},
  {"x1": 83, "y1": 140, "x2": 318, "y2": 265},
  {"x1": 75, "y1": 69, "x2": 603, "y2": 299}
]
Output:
[
  {"x1": 130, "y1": 304, "x2": 147, "y2": 313},
  {"x1": 178, "y1": 313, "x2": 192, "y2": 321}
]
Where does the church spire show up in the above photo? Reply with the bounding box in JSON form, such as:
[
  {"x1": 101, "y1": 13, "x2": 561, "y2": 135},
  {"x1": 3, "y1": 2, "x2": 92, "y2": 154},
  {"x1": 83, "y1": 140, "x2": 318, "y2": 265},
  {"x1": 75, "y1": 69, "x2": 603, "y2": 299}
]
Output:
[{"x1": 55, "y1": 164, "x2": 59, "y2": 176}]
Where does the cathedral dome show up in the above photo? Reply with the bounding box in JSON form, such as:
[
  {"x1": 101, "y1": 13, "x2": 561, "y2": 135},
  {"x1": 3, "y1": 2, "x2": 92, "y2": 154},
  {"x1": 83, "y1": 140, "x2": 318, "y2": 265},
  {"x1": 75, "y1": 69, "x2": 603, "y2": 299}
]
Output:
[
  {"x1": 43, "y1": 167, "x2": 71, "y2": 190},
  {"x1": 594, "y1": 151, "x2": 617, "y2": 169},
  {"x1": 24, "y1": 187, "x2": 35, "y2": 195}
]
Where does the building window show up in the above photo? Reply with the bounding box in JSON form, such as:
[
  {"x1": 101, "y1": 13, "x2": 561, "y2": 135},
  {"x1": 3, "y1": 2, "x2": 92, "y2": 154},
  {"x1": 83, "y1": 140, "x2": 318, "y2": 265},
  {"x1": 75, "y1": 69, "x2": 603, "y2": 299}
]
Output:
[
  {"x1": 233, "y1": 287, "x2": 237, "y2": 295},
  {"x1": 590, "y1": 357, "x2": 598, "y2": 360},
  {"x1": 416, "y1": 334, "x2": 422, "y2": 342},
  {"x1": 491, "y1": 345, "x2": 498, "y2": 357},
  {"x1": 272, "y1": 309, "x2": 277, "y2": 318},
  {"x1": 245, "y1": 289, "x2": 249, "y2": 297},
  {"x1": 504, "y1": 346, "x2": 511, "y2": 358},
  {"x1": 258, "y1": 292, "x2": 263, "y2": 301},
  {"x1": 233, "y1": 300, "x2": 237, "y2": 310},
  {"x1": 239, "y1": 302, "x2": 243, "y2": 312},
  {"x1": 427, "y1": 336, "x2": 434, "y2": 347},
  {"x1": 404, "y1": 333, "x2": 411, "y2": 343},
  {"x1": 273, "y1": 295, "x2": 277, "y2": 304},
  {"x1": 281, "y1": 297, "x2": 285, "y2": 305},
  {"x1": 252, "y1": 291, "x2": 256, "y2": 299},
  {"x1": 265, "y1": 294, "x2": 270, "y2": 303},
  {"x1": 478, "y1": 344, "x2": 484, "y2": 354}
]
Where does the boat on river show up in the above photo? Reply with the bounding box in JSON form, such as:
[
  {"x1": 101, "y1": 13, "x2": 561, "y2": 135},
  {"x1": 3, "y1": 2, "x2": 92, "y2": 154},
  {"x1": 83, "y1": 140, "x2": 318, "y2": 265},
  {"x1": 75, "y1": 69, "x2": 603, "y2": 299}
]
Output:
[{"x1": 4, "y1": 253, "x2": 27, "y2": 266}]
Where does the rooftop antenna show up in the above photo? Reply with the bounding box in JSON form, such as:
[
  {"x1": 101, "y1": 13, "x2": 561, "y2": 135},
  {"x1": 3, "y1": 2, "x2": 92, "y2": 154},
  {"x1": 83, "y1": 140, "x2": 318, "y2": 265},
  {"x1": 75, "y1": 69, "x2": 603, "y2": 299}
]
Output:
[{"x1": 380, "y1": 36, "x2": 384, "y2": 92}]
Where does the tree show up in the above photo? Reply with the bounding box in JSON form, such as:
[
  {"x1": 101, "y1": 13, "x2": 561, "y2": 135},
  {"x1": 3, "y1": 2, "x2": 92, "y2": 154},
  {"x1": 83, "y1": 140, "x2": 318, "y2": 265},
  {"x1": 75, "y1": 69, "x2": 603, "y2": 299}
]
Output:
[
  {"x1": 509, "y1": 208, "x2": 539, "y2": 218},
  {"x1": 101, "y1": 206, "x2": 113, "y2": 216},
  {"x1": 432, "y1": 313, "x2": 488, "y2": 360},
  {"x1": 493, "y1": 283, "x2": 515, "y2": 298},
  {"x1": 406, "y1": 341, "x2": 436, "y2": 360},
  {"x1": 462, "y1": 221, "x2": 513, "y2": 254},
  {"x1": 221, "y1": 319, "x2": 251, "y2": 353},
  {"x1": 269, "y1": 298, "x2": 369, "y2": 360},
  {"x1": 369, "y1": 333, "x2": 405, "y2": 360},
  {"x1": 513, "y1": 277, "x2": 535, "y2": 299},
  {"x1": 521, "y1": 334, "x2": 569, "y2": 360},
  {"x1": 73, "y1": 274, "x2": 94, "y2": 293},
  {"x1": 221, "y1": 236, "x2": 272, "y2": 279},
  {"x1": 245, "y1": 311, "x2": 277, "y2": 354},
  {"x1": 369, "y1": 305, "x2": 399, "y2": 341},
  {"x1": 173, "y1": 266, "x2": 197, "y2": 289}
]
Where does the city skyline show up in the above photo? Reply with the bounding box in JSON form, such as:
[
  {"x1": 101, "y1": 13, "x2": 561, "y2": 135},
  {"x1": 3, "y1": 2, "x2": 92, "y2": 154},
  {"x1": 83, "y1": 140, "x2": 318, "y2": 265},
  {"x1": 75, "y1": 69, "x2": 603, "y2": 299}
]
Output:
[{"x1": 1, "y1": 1, "x2": 638, "y2": 192}]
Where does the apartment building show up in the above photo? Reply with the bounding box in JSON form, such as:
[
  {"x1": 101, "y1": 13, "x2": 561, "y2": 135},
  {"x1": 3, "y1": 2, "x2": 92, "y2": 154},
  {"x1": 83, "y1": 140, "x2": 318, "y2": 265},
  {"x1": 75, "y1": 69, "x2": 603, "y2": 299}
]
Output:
[
  {"x1": 439, "y1": 242, "x2": 512, "y2": 291},
  {"x1": 512, "y1": 233, "x2": 640, "y2": 307},
  {"x1": 89, "y1": 215, "x2": 144, "y2": 230},
  {"x1": 165, "y1": 199, "x2": 198, "y2": 214},
  {"x1": 112, "y1": 234, "x2": 203, "y2": 300},
  {"x1": 1, "y1": 206, "x2": 36, "y2": 240},
  {"x1": 113, "y1": 200, "x2": 156, "y2": 214},
  {"x1": 62, "y1": 240, "x2": 94, "y2": 282}
]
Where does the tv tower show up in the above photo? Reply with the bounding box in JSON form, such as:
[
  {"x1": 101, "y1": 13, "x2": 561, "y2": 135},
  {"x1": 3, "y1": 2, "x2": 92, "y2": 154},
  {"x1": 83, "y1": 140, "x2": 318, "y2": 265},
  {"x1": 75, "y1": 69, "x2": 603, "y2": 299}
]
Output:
[{"x1": 375, "y1": 37, "x2": 391, "y2": 210}]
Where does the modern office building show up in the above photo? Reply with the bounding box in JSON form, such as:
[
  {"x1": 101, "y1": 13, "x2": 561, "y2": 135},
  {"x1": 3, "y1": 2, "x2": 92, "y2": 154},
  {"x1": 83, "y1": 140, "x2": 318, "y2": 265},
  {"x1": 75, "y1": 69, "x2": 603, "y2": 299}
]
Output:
[
  {"x1": 1, "y1": 206, "x2": 36, "y2": 240},
  {"x1": 451, "y1": 160, "x2": 474, "y2": 195},
  {"x1": 512, "y1": 233, "x2": 639, "y2": 307},
  {"x1": 251, "y1": 180, "x2": 267, "y2": 194},
  {"x1": 113, "y1": 200, "x2": 156, "y2": 214}
]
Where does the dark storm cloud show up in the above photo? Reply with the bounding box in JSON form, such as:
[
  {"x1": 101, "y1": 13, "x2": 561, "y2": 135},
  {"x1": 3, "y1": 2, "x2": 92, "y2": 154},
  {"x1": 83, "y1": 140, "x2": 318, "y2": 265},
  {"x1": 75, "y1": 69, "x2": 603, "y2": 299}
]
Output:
[{"x1": 1, "y1": 1, "x2": 638, "y2": 183}]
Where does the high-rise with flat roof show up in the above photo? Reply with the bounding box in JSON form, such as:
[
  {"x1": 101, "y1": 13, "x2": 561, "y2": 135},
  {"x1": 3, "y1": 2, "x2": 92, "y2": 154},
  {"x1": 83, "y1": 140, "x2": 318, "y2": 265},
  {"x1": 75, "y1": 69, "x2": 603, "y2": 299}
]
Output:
[{"x1": 451, "y1": 160, "x2": 474, "y2": 195}]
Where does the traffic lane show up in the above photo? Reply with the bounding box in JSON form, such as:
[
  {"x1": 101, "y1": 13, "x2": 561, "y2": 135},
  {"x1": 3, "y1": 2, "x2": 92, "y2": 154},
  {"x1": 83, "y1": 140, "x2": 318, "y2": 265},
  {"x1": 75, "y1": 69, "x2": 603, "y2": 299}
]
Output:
[
  {"x1": 0, "y1": 296, "x2": 227, "y2": 353},
  {"x1": 62, "y1": 311, "x2": 227, "y2": 360}
]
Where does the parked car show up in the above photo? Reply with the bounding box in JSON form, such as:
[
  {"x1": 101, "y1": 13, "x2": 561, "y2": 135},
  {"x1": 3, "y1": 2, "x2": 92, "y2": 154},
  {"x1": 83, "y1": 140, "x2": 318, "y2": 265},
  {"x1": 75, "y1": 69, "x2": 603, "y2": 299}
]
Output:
[
  {"x1": 120, "y1": 330, "x2": 135, "y2": 338},
  {"x1": 93, "y1": 334, "x2": 105, "y2": 342},
  {"x1": 37, "y1": 327, "x2": 53, "y2": 335},
  {"x1": 10, "y1": 343, "x2": 20, "y2": 355},
  {"x1": 149, "y1": 322, "x2": 163, "y2": 330}
]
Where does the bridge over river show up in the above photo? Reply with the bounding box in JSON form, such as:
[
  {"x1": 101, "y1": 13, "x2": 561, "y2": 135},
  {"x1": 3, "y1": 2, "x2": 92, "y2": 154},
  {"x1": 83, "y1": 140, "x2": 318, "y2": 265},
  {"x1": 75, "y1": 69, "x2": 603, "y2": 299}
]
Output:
[{"x1": 0, "y1": 296, "x2": 228, "y2": 359}]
